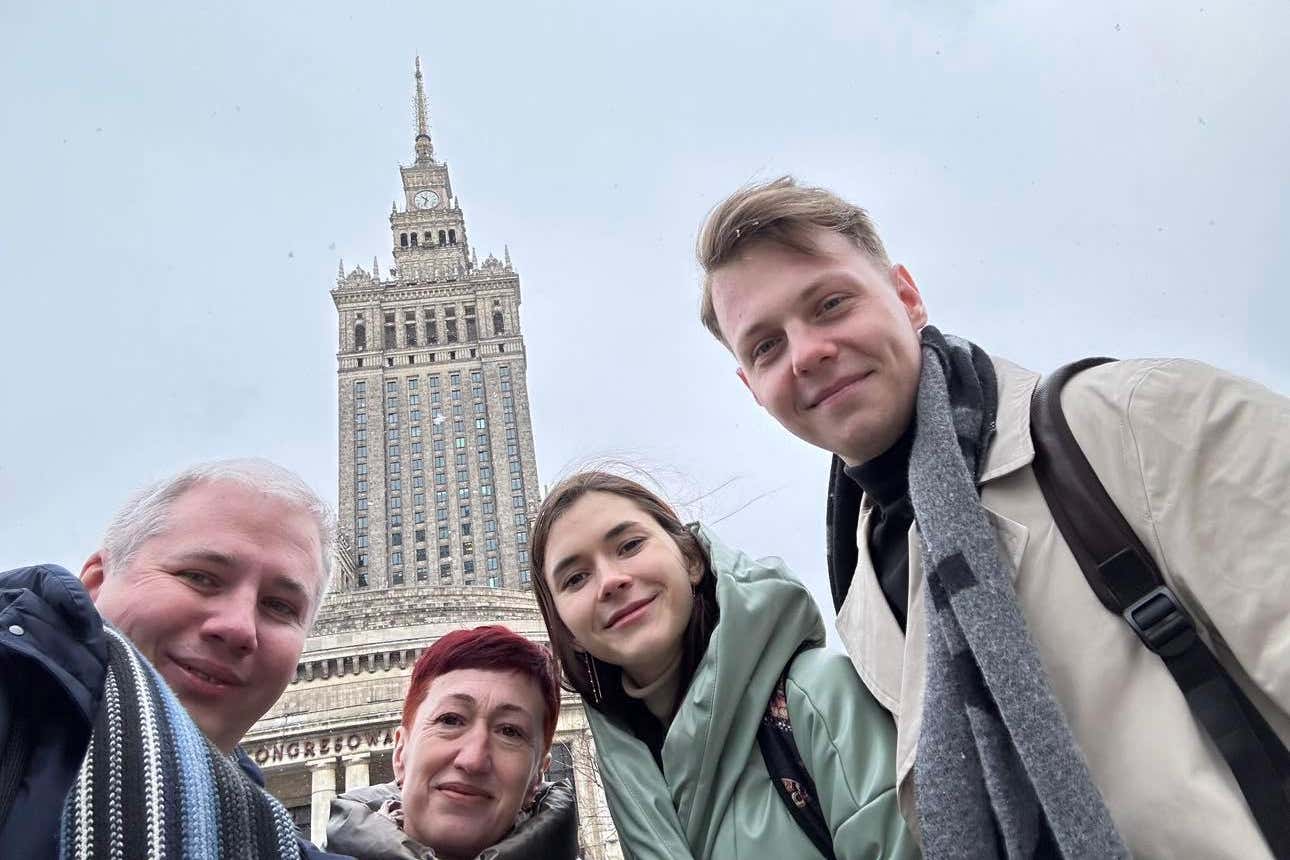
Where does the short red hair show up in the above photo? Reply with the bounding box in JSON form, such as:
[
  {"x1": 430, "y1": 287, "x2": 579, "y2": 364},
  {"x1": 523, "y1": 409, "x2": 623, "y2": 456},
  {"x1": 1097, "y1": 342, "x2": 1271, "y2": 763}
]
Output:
[{"x1": 401, "y1": 625, "x2": 561, "y2": 751}]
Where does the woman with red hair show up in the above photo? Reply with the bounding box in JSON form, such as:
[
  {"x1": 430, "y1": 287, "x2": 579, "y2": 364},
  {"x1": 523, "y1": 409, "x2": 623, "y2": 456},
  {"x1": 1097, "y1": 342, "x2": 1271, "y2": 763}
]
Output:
[{"x1": 325, "y1": 625, "x2": 579, "y2": 860}]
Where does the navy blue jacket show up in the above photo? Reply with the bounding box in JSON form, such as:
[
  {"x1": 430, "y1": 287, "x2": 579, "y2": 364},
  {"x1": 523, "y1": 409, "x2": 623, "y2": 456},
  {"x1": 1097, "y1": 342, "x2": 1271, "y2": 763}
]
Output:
[{"x1": 0, "y1": 564, "x2": 351, "y2": 859}]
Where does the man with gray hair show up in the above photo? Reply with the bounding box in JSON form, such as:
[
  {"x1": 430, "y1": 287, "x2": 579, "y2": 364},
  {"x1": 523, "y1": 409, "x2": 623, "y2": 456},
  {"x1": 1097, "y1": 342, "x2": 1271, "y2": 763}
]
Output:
[{"x1": 0, "y1": 458, "x2": 353, "y2": 859}]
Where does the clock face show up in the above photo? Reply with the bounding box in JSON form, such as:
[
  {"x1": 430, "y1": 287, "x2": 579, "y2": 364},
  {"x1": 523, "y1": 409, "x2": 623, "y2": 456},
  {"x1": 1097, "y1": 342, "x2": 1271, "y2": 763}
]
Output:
[{"x1": 413, "y1": 189, "x2": 440, "y2": 210}]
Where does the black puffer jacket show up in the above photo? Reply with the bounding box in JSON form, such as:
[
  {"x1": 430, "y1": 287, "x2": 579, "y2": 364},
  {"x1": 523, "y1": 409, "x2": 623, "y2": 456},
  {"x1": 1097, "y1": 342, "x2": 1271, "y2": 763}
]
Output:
[{"x1": 326, "y1": 779, "x2": 579, "y2": 860}]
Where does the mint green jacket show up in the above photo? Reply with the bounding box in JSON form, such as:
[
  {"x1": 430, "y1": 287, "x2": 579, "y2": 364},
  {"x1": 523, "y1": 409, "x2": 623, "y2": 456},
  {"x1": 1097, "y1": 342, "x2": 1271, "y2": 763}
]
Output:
[{"x1": 586, "y1": 526, "x2": 918, "y2": 860}]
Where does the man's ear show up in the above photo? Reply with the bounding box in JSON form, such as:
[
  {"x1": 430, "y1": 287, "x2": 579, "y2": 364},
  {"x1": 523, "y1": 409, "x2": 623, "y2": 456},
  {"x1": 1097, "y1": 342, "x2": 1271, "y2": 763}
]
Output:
[
  {"x1": 81, "y1": 551, "x2": 107, "y2": 601},
  {"x1": 890, "y1": 264, "x2": 928, "y2": 329},
  {"x1": 392, "y1": 724, "x2": 407, "y2": 786},
  {"x1": 735, "y1": 367, "x2": 763, "y2": 406}
]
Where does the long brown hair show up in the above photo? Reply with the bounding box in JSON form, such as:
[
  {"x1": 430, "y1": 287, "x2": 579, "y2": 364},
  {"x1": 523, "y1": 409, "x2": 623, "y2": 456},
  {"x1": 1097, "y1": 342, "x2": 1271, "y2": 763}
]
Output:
[{"x1": 529, "y1": 471, "x2": 720, "y2": 728}]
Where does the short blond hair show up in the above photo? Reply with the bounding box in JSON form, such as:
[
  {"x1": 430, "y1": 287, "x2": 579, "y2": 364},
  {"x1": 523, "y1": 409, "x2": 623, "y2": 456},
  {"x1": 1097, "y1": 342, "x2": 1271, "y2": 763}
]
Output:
[{"x1": 696, "y1": 176, "x2": 890, "y2": 346}]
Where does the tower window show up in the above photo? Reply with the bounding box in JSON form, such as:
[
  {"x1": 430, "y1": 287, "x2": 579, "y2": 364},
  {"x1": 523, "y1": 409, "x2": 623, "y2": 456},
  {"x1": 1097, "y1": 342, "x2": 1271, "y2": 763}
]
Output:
[
  {"x1": 384, "y1": 312, "x2": 396, "y2": 349},
  {"x1": 410, "y1": 233, "x2": 418, "y2": 247},
  {"x1": 424, "y1": 308, "x2": 438, "y2": 344},
  {"x1": 438, "y1": 230, "x2": 447, "y2": 246},
  {"x1": 448, "y1": 229, "x2": 456, "y2": 245},
  {"x1": 464, "y1": 305, "x2": 477, "y2": 341},
  {"x1": 445, "y1": 307, "x2": 458, "y2": 343},
  {"x1": 400, "y1": 233, "x2": 408, "y2": 248},
  {"x1": 492, "y1": 300, "x2": 505, "y2": 335},
  {"x1": 423, "y1": 232, "x2": 432, "y2": 245},
  {"x1": 354, "y1": 321, "x2": 367, "y2": 352},
  {"x1": 404, "y1": 310, "x2": 418, "y2": 347}
]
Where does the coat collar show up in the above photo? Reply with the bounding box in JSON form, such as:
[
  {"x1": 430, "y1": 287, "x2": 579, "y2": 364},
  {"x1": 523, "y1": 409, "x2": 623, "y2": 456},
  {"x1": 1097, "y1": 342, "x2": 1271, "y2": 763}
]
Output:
[{"x1": 978, "y1": 355, "x2": 1040, "y2": 484}]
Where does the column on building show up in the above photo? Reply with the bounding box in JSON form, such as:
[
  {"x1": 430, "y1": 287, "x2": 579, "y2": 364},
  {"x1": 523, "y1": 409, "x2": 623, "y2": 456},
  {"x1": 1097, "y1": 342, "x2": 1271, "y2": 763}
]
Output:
[
  {"x1": 343, "y1": 752, "x2": 371, "y2": 791},
  {"x1": 310, "y1": 759, "x2": 338, "y2": 847}
]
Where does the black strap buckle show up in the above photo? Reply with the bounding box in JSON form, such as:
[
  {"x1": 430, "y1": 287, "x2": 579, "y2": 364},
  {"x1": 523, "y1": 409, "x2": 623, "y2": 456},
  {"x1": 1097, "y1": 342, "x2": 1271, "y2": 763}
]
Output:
[{"x1": 1122, "y1": 585, "x2": 1196, "y2": 657}]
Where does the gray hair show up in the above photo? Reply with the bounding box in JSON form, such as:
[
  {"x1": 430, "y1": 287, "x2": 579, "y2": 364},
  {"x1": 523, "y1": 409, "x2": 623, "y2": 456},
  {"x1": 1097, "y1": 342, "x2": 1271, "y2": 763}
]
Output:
[{"x1": 101, "y1": 458, "x2": 336, "y2": 623}]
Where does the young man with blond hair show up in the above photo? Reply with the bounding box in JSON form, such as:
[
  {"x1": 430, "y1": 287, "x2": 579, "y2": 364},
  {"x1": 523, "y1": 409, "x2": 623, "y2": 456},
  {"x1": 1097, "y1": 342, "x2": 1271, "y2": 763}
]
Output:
[{"x1": 696, "y1": 176, "x2": 1290, "y2": 859}]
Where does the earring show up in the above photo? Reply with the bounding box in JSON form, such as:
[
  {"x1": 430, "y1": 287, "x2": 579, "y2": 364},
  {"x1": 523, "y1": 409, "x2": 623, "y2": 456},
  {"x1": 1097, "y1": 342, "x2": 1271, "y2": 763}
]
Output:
[{"x1": 580, "y1": 650, "x2": 603, "y2": 706}]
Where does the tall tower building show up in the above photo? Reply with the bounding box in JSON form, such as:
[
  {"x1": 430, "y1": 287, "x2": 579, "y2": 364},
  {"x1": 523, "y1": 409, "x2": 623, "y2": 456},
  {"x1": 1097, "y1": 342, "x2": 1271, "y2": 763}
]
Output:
[
  {"x1": 333, "y1": 56, "x2": 540, "y2": 592},
  {"x1": 245, "y1": 60, "x2": 622, "y2": 859}
]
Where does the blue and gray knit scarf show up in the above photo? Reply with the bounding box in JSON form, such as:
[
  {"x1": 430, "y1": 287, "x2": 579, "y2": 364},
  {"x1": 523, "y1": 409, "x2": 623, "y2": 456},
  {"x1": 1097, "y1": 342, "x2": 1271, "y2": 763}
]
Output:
[{"x1": 60, "y1": 626, "x2": 299, "y2": 860}]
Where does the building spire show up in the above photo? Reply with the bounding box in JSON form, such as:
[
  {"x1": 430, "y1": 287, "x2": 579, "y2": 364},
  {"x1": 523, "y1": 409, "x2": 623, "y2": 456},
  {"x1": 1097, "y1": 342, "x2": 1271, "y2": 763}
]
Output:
[
  {"x1": 414, "y1": 56, "x2": 429, "y2": 137},
  {"x1": 413, "y1": 56, "x2": 434, "y2": 163}
]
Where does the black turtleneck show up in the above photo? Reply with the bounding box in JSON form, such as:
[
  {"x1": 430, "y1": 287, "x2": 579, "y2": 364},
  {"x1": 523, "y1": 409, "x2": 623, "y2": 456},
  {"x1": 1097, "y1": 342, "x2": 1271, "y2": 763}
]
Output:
[{"x1": 843, "y1": 424, "x2": 915, "y2": 631}]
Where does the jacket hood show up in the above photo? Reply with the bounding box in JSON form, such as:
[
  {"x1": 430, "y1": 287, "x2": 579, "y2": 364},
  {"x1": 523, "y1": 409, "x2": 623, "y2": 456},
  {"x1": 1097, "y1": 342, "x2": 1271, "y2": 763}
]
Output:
[
  {"x1": 326, "y1": 779, "x2": 578, "y2": 860},
  {"x1": 586, "y1": 523, "x2": 827, "y2": 858}
]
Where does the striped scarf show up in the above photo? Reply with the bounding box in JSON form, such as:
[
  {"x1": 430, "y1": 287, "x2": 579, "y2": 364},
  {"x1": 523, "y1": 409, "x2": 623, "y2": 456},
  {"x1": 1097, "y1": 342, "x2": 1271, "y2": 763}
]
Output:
[{"x1": 60, "y1": 626, "x2": 299, "y2": 860}]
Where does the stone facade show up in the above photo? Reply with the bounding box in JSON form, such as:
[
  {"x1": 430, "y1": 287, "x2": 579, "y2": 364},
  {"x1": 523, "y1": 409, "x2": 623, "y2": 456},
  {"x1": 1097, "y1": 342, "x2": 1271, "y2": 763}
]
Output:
[{"x1": 246, "y1": 58, "x2": 622, "y2": 860}]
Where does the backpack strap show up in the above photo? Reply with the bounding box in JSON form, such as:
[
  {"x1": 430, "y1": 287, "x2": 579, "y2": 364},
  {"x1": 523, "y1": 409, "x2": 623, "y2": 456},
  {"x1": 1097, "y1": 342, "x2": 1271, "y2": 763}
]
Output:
[
  {"x1": 756, "y1": 645, "x2": 838, "y2": 860},
  {"x1": 1031, "y1": 357, "x2": 1290, "y2": 858}
]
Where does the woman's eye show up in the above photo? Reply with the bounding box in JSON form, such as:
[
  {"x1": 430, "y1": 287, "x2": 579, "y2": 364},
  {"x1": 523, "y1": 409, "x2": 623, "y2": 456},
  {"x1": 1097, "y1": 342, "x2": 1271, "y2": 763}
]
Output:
[
  {"x1": 562, "y1": 571, "x2": 587, "y2": 590},
  {"x1": 620, "y1": 537, "x2": 645, "y2": 555},
  {"x1": 434, "y1": 713, "x2": 464, "y2": 727},
  {"x1": 498, "y1": 724, "x2": 526, "y2": 740}
]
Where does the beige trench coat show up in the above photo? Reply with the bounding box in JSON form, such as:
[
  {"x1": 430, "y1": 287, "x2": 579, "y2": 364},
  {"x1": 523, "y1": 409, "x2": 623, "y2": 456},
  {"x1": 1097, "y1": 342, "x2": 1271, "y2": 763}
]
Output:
[{"x1": 837, "y1": 356, "x2": 1290, "y2": 859}]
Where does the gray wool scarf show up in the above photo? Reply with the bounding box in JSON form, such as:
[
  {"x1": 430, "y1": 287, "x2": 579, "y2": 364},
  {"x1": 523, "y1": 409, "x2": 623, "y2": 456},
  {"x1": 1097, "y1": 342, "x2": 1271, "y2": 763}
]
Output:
[{"x1": 909, "y1": 327, "x2": 1127, "y2": 859}]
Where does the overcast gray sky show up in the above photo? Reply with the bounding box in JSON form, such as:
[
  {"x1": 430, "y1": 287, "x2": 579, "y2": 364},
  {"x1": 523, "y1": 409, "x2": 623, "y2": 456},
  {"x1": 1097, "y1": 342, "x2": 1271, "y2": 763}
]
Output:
[{"x1": 2, "y1": 1, "x2": 1286, "y2": 631}]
